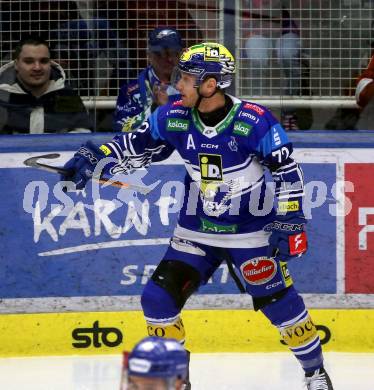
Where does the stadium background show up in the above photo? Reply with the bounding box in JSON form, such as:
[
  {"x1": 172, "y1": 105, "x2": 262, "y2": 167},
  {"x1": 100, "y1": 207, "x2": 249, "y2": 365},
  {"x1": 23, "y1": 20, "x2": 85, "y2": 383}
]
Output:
[
  {"x1": 0, "y1": 0, "x2": 373, "y2": 357},
  {"x1": 1, "y1": 0, "x2": 373, "y2": 130}
]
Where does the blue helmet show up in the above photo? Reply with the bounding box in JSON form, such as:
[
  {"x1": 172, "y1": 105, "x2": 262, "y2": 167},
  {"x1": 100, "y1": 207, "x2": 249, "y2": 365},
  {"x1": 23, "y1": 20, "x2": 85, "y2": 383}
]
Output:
[
  {"x1": 127, "y1": 337, "x2": 188, "y2": 380},
  {"x1": 178, "y1": 42, "x2": 235, "y2": 89}
]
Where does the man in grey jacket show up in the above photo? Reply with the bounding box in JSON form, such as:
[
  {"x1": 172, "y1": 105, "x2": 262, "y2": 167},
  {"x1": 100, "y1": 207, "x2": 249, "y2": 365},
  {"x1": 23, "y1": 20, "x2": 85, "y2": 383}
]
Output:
[{"x1": 0, "y1": 36, "x2": 92, "y2": 134}]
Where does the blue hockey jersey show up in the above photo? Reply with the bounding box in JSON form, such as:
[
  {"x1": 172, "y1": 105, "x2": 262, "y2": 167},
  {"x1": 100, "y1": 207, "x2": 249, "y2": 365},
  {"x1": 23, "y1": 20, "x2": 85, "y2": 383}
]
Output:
[
  {"x1": 113, "y1": 65, "x2": 181, "y2": 132},
  {"x1": 103, "y1": 95, "x2": 305, "y2": 248}
]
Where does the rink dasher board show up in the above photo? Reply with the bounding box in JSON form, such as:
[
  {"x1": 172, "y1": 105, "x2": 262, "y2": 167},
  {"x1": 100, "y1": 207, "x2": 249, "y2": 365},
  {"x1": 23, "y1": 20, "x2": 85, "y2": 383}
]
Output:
[
  {"x1": 1, "y1": 146, "x2": 374, "y2": 304},
  {"x1": 1, "y1": 294, "x2": 374, "y2": 314},
  {"x1": 0, "y1": 309, "x2": 373, "y2": 357},
  {"x1": 1, "y1": 134, "x2": 374, "y2": 356}
]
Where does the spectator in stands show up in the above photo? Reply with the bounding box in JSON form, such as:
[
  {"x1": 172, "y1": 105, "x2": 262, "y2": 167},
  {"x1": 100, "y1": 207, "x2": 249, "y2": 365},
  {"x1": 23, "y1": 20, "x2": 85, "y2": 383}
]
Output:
[
  {"x1": 120, "y1": 336, "x2": 188, "y2": 390},
  {"x1": 243, "y1": 1, "x2": 307, "y2": 130},
  {"x1": 356, "y1": 53, "x2": 374, "y2": 109},
  {"x1": 0, "y1": 36, "x2": 92, "y2": 134},
  {"x1": 113, "y1": 27, "x2": 184, "y2": 132}
]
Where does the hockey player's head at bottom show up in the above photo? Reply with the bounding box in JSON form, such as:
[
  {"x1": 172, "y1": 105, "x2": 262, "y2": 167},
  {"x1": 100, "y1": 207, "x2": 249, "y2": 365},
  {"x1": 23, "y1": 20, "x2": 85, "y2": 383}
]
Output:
[
  {"x1": 173, "y1": 42, "x2": 235, "y2": 108},
  {"x1": 120, "y1": 336, "x2": 188, "y2": 390}
]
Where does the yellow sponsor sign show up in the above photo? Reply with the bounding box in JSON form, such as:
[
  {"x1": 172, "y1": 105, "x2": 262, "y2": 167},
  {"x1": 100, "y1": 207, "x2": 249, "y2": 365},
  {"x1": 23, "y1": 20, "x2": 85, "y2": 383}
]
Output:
[
  {"x1": 277, "y1": 201, "x2": 299, "y2": 213},
  {"x1": 0, "y1": 309, "x2": 373, "y2": 357}
]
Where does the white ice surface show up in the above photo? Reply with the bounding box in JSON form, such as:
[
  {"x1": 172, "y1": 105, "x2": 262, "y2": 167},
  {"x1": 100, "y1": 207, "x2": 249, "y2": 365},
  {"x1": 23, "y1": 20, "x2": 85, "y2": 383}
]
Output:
[{"x1": 0, "y1": 352, "x2": 372, "y2": 390}]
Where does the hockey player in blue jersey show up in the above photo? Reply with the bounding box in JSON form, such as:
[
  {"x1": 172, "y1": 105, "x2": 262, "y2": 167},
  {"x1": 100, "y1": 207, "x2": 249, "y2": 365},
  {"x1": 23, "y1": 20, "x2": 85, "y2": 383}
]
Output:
[
  {"x1": 113, "y1": 27, "x2": 184, "y2": 133},
  {"x1": 61, "y1": 42, "x2": 333, "y2": 389}
]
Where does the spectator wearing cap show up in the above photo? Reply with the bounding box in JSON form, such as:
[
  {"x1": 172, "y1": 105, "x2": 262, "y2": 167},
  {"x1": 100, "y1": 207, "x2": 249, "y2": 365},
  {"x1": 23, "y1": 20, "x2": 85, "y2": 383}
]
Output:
[{"x1": 113, "y1": 27, "x2": 184, "y2": 132}]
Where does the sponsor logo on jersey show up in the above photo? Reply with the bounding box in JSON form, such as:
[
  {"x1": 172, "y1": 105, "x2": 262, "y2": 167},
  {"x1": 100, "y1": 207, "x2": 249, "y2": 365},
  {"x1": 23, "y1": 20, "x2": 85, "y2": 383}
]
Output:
[
  {"x1": 166, "y1": 118, "x2": 189, "y2": 131},
  {"x1": 280, "y1": 261, "x2": 293, "y2": 287},
  {"x1": 199, "y1": 217, "x2": 238, "y2": 233},
  {"x1": 239, "y1": 110, "x2": 259, "y2": 123},
  {"x1": 289, "y1": 232, "x2": 307, "y2": 255},
  {"x1": 201, "y1": 143, "x2": 219, "y2": 149},
  {"x1": 273, "y1": 129, "x2": 281, "y2": 145},
  {"x1": 199, "y1": 154, "x2": 223, "y2": 181},
  {"x1": 244, "y1": 103, "x2": 265, "y2": 116},
  {"x1": 277, "y1": 201, "x2": 300, "y2": 213},
  {"x1": 99, "y1": 145, "x2": 112, "y2": 156},
  {"x1": 172, "y1": 100, "x2": 184, "y2": 106},
  {"x1": 263, "y1": 221, "x2": 304, "y2": 232},
  {"x1": 233, "y1": 121, "x2": 252, "y2": 136},
  {"x1": 240, "y1": 257, "x2": 277, "y2": 285},
  {"x1": 266, "y1": 280, "x2": 283, "y2": 290},
  {"x1": 169, "y1": 109, "x2": 188, "y2": 115},
  {"x1": 198, "y1": 153, "x2": 223, "y2": 194}
]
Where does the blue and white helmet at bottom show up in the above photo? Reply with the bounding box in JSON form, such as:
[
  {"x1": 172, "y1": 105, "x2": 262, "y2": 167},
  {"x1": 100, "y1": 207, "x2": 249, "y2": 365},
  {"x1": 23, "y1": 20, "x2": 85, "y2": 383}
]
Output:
[{"x1": 122, "y1": 336, "x2": 188, "y2": 389}]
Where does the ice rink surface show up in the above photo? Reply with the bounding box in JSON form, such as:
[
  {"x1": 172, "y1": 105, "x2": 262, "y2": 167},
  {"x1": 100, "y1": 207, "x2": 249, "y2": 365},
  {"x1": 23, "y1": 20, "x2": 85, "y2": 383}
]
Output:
[{"x1": 0, "y1": 352, "x2": 373, "y2": 389}]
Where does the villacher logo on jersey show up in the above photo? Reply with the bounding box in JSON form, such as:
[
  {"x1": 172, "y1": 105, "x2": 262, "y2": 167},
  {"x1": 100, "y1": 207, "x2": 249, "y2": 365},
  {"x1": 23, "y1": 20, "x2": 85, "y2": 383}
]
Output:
[{"x1": 240, "y1": 257, "x2": 277, "y2": 285}]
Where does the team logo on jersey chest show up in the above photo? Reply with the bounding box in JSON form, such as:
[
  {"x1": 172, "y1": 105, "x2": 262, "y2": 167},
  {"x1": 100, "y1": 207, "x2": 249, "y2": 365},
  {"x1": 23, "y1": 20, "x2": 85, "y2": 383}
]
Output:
[{"x1": 198, "y1": 153, "x2": 223, "y2": 194}]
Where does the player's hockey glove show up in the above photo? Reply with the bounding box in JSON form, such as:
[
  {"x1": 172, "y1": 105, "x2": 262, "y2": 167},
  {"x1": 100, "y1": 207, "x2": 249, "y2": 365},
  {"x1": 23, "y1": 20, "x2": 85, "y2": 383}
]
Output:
[
  {"x1": 265, "y1": 215, "x2": 308, "y2": 261},
  {"x1": 61, "y1": 141, "x2": 106, "y2": 190}
]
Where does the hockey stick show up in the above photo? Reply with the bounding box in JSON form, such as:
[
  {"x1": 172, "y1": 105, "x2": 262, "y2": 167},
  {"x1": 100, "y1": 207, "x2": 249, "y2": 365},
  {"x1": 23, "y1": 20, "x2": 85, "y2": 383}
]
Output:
[{"x1": 23, "y1": 153, "x2": 151, "y2": 195}]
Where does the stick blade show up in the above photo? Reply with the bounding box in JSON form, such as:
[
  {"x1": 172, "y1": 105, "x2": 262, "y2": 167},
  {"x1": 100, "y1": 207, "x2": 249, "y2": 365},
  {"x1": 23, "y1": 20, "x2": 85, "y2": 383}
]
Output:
[
  {"x1": 23, "y1": 153, "x2": 69, "y2": 175},
  {"x1": 24, "y1": 153, "x2": 61, "y2": 167}
]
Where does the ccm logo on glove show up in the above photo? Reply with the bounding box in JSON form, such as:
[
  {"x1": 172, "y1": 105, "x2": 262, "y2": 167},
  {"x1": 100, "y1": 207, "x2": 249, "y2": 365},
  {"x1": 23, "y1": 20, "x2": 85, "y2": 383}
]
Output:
[
  {"x1": 77, "y1": 146, "x2": 99, "y2": 164},
  {"x1": 289, "y1": 232, "x2": 307, "y2": 255}
]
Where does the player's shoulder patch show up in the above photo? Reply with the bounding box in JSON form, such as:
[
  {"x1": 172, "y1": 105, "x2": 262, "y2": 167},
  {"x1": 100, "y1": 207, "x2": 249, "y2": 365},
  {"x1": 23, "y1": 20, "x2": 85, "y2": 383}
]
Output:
[
  {"x1": 243, "y1": 102, "x2": 266, "y2": 116},
  {"x1": 168, "y1": 106, "x2": 189, "y2": 117},
  {"x1": 237, "y1": 101, "x2": 266, "y2": 125},
  {"x1": 163, "y1": 104, "x2": 189, "y2": 132},
  {"x1": 166, "y1": 100, "x2": 190, "y2": 118},
  {"x1": 236, "y1": 101, "x2": 275, "y2": 142}
]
